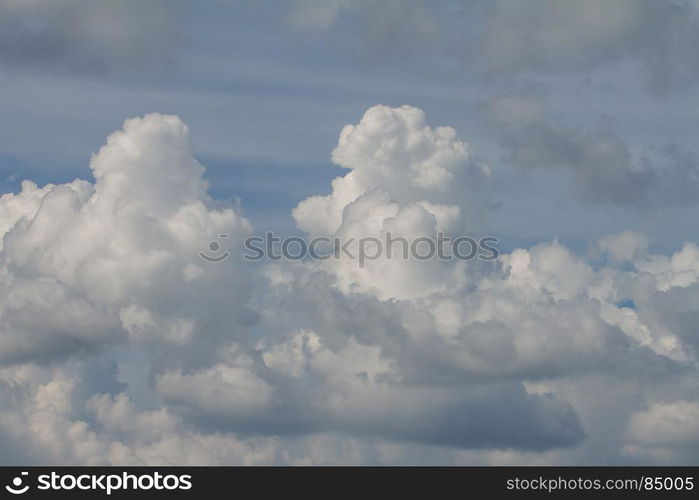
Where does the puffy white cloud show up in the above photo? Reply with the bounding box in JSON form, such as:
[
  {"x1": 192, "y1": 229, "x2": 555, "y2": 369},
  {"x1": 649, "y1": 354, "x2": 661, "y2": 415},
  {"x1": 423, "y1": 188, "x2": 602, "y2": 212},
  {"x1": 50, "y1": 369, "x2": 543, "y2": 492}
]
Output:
[
  {"x1": 597, "y1": 231, "x2": 650, "y2": 264},
  {"x1": 157, "y1": 360, "x2": 275, "y2": 420},
  {"x1": 0, "y1": 107, "x2": 697, "y2": 465},
  {"x1": 0, "y1": 113, "x2": 252, "y2": 367},
  {"x1": 0, "y1": 362, "x2": 281, "y2": 465},
  {"x1": 292, "y1": 105, "x2": 489, "y2": 300},
  {"x1": 635, "y1": 243, "x2": 699, "y2": 292},
  {"x1": 294, "y1": 104, "x2": 488, "y2": 236}
]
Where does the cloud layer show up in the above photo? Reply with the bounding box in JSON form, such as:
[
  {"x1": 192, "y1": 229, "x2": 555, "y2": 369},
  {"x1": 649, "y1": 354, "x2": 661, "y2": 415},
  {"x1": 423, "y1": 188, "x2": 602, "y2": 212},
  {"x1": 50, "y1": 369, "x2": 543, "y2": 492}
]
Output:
[
  {"x1": 482, "y1": 0, "x2": 699, "y2": 93},
  {"x1": 0, "y1": 0, "x2": 181, "y2": 73},
  {"x1": 0, "y1": 108, "x2": 697, "y2": 465},
  {"x1": 485, "y1": 94, "x2": 699, "y2": 207}
]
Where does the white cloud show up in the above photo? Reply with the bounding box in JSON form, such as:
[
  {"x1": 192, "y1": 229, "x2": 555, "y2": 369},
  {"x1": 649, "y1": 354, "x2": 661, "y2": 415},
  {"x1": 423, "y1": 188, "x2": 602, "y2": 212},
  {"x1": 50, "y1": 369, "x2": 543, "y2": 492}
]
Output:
[
  {"x1": 157, "y1": 360, "x2": 275, "y2": 420},
  {"x1": 294, "y1": 104, "x2": 487, "y2": 236},
  {"x1": 598, "y1": 231, "x2": 650, "y2": 264},
  {"x1": 0, "y1": 107, "x2": 697, "y2": 465},
  {"x1": 625, "y1": 400, "x2": 699, "y2": 463},
  {"x1": 292, "y1": 105, "x2": 489, "y2": 300}
]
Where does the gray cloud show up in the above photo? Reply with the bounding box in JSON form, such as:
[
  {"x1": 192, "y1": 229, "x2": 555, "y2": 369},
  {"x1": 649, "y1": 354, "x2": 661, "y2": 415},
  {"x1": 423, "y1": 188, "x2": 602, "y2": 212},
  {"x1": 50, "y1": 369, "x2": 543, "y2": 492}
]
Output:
[
  {"x1": 288, "y1": 0, "x2": 699, "y2": 94},
  {"x1": 481, "y1": 0, "x2": 699, "y2": 94},
  {"x1": 285, "y1": 0, "x2": 445, "y2": 60},
  {"x1": 484, "y1": 94, "x2": 699, "y2": 206},
  {"x1": 0, "y1": 0, "x2": 182, "y2": 74}
]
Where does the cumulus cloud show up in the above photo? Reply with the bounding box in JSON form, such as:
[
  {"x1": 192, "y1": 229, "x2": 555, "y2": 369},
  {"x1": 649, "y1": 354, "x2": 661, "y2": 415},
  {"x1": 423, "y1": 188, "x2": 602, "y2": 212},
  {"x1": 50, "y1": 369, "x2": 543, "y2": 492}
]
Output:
[
  {"x1": 0, "y1": 107, "x2": 697, "y2": 465},
  {"x1": 597, "y1": 231, "x2": 650, "y2": 264},
  {"x1": 0, "y1": 0, "x2": 182, "y2": 73},
  {"x1": 293, "y1": 105, "x2": 485, "y2": 235},
  {"x1": 292, "y1": 105, "x2": 490, "y2": 300}
]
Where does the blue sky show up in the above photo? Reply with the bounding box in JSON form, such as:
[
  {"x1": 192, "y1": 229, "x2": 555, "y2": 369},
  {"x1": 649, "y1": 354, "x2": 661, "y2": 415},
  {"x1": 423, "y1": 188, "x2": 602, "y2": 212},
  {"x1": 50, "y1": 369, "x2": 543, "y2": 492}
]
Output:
[{"x1": 3, "y1": 1, "x2": 697, "y2": 248}]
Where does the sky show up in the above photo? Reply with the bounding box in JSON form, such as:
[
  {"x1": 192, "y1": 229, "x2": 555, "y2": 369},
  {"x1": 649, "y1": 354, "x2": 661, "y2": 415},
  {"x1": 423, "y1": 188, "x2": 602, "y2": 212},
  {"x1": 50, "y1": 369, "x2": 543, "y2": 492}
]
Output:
[{"x1": 0, "y1": 0, "x2": 698, "y2": 465}]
